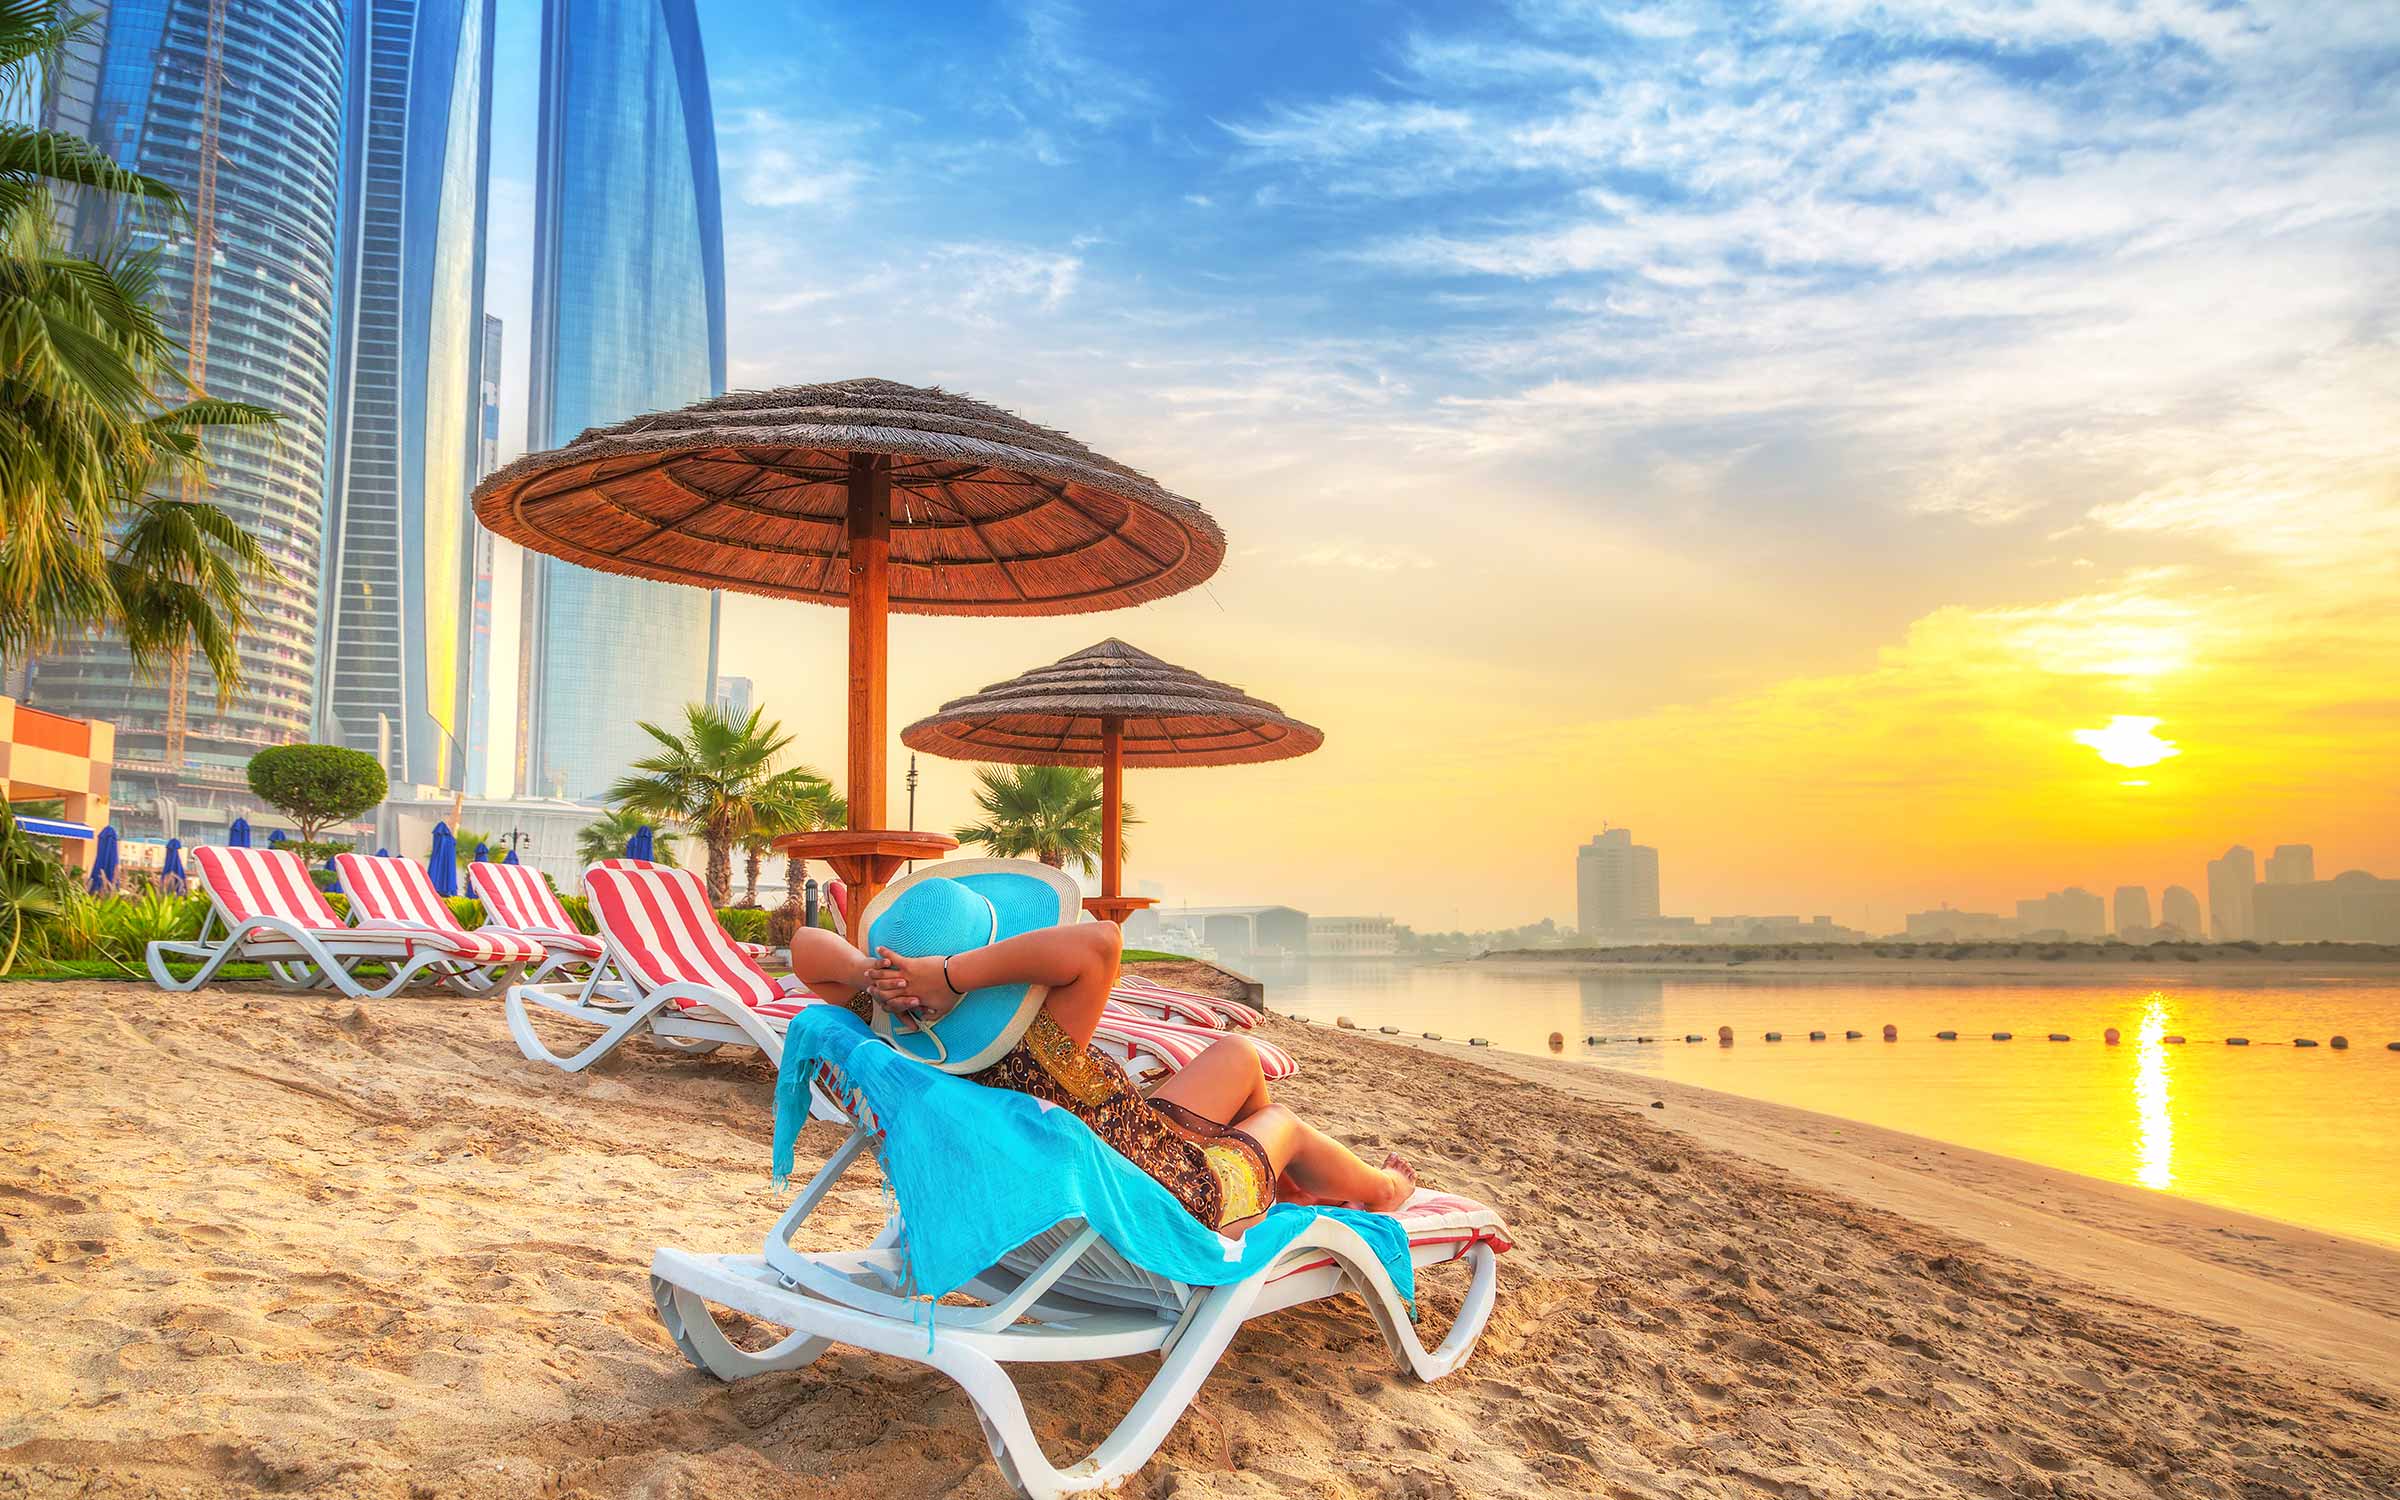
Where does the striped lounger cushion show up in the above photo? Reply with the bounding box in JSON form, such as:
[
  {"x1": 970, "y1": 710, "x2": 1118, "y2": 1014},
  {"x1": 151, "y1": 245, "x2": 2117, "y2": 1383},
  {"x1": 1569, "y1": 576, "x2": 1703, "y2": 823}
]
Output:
[
  {"x1": 332, "y1": 854, "x2": 546, "y2": 964},
  {"x1": 467, "y1": 862, "x2": 606, "y2": 959},
  {"x1": 1098, "y1": 1007, "x2": 1298, "y2": 1079},
  {"x1": 584, "y1": 862, "x2": 807, "y2": 1022},
  {"x1": 1118, "y1": 972, "x2": 1262, "y2": 1029}
]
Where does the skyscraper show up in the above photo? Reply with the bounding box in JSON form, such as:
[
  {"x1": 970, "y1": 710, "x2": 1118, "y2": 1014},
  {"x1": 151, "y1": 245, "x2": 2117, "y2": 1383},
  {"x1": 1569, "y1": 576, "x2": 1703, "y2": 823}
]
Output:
[
  {"x1": 2112, "y1": 885, "x2": 2151, "y2": 935},
  {"x1": 2160, "y1": 884, "x2": 2202, "y2": 936},
  {"x1": 2207, "y1": 845, "x2": 2256, "y2": 940},
  {"x1": 320, "y1": 0, "x2": 496, "y2": 792},
  {"x1": 2265, "y1": 844, "x2": 2315, "y2": 885},
  {"x1": 517, "y1": 0, "x2": 726, "y2": 800},
  {"x1": 29, "y1": 1, "x2": 347, "y2": 830},
  {"x1": 464, "y1": 315, "x2": 504, "y2": 795},
  {"x1": 1577, "y1": 829, "x2": 1661, "y2": 939}
]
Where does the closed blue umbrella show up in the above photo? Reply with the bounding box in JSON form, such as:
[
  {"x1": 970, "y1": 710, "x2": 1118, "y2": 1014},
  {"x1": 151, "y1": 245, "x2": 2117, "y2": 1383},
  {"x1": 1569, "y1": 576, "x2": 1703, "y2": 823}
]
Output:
[
  {"x1": 427, "y1": 821, "x2": 458, "y2": 897},
  {"x1": 324, "y1": 856, "x2": 342, "y2": 893},
  {"x1": 86, "y1": 826, "x2": 119, "y2": 893},
  {"x1": 626, "y1": 823, "x2": 655, "y2": 862},
  {"x1": 473, "y1": 841, "x2": 490, "y2": 866},
  {"x1": 503, "y1": 848, "x2": 521, "y2": 865},
  {"x1": 268, "y1": 829, "x2": 286, "y2": 849},
  {"x1": 376, "y1": 847, "x2": 389, "y2": 858},
  {"x1": 227, "y1": 816, "x2": 251, "y2": 848},
  {"x1": 160, "y1": 838, "x2": 186, "y2": 895}
]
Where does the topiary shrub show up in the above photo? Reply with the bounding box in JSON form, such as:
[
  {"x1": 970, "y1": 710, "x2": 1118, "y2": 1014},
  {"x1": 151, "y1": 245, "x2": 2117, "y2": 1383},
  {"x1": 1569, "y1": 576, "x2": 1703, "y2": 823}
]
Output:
[
  {"x1": 716, "y1": 907, "x2": 768, "y2": 945},
  {"x1": 247, "y1": 744, "x2": 388, "y2": 843}
]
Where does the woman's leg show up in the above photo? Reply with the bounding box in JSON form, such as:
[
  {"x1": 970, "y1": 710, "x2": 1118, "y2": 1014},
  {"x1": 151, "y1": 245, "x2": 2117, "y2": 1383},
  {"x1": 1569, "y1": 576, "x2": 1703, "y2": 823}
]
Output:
[
  {"x1": 869, "y1": 921, "x2": 1122, "y2": 1046},
  {"x1": 1147, "y1": 1037, "x2": 1272, "y2": 1124},
  {"x1": 1234, "y1": 1105, "x2": 1415, "y2": 1213}
]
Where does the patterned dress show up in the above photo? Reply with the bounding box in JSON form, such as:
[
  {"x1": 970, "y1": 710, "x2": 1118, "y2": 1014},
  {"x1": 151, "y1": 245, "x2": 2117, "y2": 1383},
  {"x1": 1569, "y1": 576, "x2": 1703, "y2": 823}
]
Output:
[{"x1": 845, "y1": 999, "x2": 1273, "y2": 1230}]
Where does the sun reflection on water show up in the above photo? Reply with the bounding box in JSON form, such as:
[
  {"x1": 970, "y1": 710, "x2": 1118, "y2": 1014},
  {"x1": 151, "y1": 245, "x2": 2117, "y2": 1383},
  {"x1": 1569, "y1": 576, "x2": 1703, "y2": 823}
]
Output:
[{"x1": 2134, "y1": 997, "x2": 2175, "y2": 1190}]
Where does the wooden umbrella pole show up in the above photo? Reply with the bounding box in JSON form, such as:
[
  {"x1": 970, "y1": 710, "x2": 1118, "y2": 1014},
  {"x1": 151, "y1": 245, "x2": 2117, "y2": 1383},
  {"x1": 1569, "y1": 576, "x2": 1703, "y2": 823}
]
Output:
[
  {"x1": 1101, "y1": 717, "x2": 1123, "y2": 899},
  {"x1": 845, "y1": 452, "x2": 891, "y2": 831}
]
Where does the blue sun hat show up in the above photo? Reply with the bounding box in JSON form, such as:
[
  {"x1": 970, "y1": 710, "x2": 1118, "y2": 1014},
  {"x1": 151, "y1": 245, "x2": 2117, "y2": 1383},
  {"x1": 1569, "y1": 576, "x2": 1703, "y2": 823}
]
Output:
[{"x1": 865, "y1": 865, "x2": 1074, "y2": 1073}]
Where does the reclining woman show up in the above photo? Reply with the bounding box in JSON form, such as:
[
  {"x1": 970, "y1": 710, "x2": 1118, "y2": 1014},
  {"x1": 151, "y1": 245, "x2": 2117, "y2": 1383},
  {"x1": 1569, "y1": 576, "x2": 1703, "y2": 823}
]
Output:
[{"x1": 786, "y1": 917, "x2": 1415, "y2": 1235}]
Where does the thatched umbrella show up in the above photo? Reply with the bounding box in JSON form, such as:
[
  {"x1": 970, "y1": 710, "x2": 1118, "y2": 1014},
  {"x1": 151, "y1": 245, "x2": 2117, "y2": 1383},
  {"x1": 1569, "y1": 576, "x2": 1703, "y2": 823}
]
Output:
[
  {"x1": 901, "y1": 639, "x2": 1322, "y2": 923},
  {"x1": 473, "y1": 380, "x2": 1224, "y2": 918}
]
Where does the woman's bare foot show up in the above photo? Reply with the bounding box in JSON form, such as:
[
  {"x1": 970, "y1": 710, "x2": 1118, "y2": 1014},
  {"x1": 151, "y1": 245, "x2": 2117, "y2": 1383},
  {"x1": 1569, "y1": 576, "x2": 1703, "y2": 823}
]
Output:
[{"x1": 1365, "y1": 1153, "x2": 1417, "y2": 1214}]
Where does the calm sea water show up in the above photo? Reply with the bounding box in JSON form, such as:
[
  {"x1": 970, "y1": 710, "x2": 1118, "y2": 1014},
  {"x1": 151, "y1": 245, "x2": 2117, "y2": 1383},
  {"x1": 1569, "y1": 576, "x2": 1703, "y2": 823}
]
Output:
[{"x1": 1258, "y1": 960, "x2": 2400, "y2": 1249}]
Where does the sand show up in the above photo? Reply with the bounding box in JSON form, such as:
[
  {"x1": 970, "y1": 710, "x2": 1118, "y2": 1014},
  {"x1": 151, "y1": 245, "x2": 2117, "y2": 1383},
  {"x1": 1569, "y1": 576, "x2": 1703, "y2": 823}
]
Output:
[{"x1": 4, "y1": 974, "x2": 2398, "y2": 1499}]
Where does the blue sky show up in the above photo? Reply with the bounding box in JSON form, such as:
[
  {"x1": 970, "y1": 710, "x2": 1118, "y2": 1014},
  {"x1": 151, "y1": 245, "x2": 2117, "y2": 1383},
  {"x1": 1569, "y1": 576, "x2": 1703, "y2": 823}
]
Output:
[{"x1": 482, "y1": 1, "x2": 2400, "y2": 926}]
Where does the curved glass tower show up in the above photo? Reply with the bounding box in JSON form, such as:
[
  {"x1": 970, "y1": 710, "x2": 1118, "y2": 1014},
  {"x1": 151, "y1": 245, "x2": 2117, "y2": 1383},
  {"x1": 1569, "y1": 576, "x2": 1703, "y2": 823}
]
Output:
[
  {"x1": 519, "y1": 0, "x2": 726, "y2": 800},
  {"x1": 320, "y1": 0, "x2": 496, "y2": 790},
  {"x1": 30, "y1": 1, "x2": 347, "y2": 819}
]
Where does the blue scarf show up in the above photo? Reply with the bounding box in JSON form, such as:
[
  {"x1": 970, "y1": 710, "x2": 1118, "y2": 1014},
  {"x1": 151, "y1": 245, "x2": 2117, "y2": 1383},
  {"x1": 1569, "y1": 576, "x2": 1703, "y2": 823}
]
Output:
[{"x1": 773, "y1": 1005, "x2": 1415, "y2": 1304}]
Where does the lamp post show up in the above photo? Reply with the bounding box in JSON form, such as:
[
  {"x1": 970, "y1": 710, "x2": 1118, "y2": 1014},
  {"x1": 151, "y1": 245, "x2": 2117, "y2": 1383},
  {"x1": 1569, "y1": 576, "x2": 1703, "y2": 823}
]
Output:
[{"x1": 905, "y1": 754, "x2": 920, "y2": 871}]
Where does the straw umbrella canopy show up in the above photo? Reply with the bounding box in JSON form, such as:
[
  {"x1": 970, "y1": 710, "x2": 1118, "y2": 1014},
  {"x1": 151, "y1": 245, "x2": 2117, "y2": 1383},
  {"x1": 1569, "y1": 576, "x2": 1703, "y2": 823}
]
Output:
[
  {"x1": 902, "y1": 639, "x2": 1322, "y2": 921},
  {"x1": 472, "y1": 379, "x2": 1225, "y2": 916}
]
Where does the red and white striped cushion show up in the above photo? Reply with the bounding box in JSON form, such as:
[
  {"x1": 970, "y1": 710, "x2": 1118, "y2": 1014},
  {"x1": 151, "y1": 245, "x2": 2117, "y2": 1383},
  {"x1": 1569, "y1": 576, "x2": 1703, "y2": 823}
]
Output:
[
  {"x1": 1270, "y1": 1190, "x2": 1512, "y2": 1283},
  {"x1": 335, "y1": 853, "x2": 468, "y2": 932},
  {"x1": 469, "y1": 860, "x2": 580, "y2": 934},
  {"x1": 1117, "y1": 972, "x2": 1261, "y2": 1029},
  {"x1": 193, "y1": 846, "x2": 346, "y2": 931},
  {"x1": 418, "y1": 928, "x2": 546, "y2": 963},
  {"x1": 1095, "y1": 1004, "x2": 1298, "y2": 1080},
  {"x1": 584, "y1": 862, "x2": 782, "y2": 1010}
]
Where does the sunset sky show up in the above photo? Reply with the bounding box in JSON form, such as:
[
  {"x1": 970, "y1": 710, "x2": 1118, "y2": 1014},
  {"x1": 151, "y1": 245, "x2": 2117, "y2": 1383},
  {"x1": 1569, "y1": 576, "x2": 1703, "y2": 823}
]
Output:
[{"x1": 481, "y1": 0, "x2": 2400, "y2": 930}]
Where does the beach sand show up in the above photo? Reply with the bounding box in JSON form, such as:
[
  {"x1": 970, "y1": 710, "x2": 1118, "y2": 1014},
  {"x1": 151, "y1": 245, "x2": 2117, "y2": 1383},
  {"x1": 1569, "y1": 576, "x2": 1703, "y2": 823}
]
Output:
[{"x1": 4, "y1": 974, "x2": 2397, "y2": 1498}]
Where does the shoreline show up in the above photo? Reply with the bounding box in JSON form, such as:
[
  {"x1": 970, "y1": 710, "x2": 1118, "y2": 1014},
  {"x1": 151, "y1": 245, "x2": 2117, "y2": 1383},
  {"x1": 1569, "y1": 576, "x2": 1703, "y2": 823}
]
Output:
[
  {"x1": 3, "y1": 979, "x2": 2396, "y2": 1496},
  {"x1": 1468, "y1": 951, "x2": 2400, "y2": 983}
]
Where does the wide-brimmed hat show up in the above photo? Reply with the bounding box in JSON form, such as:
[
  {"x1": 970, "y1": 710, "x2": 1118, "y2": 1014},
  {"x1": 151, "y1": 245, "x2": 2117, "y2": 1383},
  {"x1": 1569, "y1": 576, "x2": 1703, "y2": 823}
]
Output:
[{"x1": 863, "y1": 861, "x2": 1079, "y2": 1072}]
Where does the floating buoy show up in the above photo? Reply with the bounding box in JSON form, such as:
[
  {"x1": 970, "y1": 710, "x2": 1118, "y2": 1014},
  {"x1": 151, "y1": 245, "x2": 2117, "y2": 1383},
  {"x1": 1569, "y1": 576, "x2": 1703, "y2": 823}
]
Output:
[
  {"x1": 1336, "y1": 1016, "x2": 1355, "y2": 1030},
  {"x1": 2330, "y1": 1036, "x2": 2347, "y2": 1049},
  {"x1": 1470, "y1": 1037, "x2": 1491, "y2": 1047},
  {"x1": 1992, "y1": 1031, "x2": 2013, "y2": 1041},
  {"x1": 1584, "y1": 1034, "x2": 1600, "y2": 1046},
  {"x1": 1684, "y1": 1034, "x2": 1704, "y2": 1043},
  {"x1": 2164, "y1": 1035, "x2": 2186, "y2": 1044},
  {"x1": 1423, "y1": 1032, "x2": 1442, "y2": 1041},
  {"x1": 1882, "y1": 1024, "x2": 1898, "y2": 1042},
  {"x1": 2294, "y1": 1038, "x2": 2318, "y2": 1048},
  {"x1": 2227, "y1": 1037, "x2": 2250, "y2": 1047},
  {"x1": 1548, "y1": 1031, "x2": 1564, "y2": 1052},
  {"x1": 2104, "y1": 1027, "x2": 2121, "y2": 1045},
  {"x1": 1765, "y1": 1031, "x2": 1783, "y2": 1042},
  {"x1": 2388, "y1": 1041, "x2": 2399, "y2": 1051},
  {"x1": 1718, "y1": 1026, "x2": 1734, "y2": 1045},
  {"x1": 1379, "y1": 1026, "x2": 1401, "y2": 1036},
  {"x1": 1636, "y1": 1035, "x2": 1657, "y2": 1043},
  {"x1": 1937, "y1": 1030, "x2": 1958, "y2": 1040},
  {"x1": 1845, "y1": 1030, "x2": 1862, "y2": 1039},
  {"x1": 2048, "y1": 1033, "x2": 2070, "y2": 1042},
  {"x1": 1808, "y1": 1030, "x2": 1826, "y2": 1041}
]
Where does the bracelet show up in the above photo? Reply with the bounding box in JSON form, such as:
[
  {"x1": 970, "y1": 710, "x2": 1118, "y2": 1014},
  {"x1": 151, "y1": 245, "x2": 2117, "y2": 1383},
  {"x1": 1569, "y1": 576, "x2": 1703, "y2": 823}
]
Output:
[{"x1": 941, "y1": 954, "x2": 959, "y2": 997}]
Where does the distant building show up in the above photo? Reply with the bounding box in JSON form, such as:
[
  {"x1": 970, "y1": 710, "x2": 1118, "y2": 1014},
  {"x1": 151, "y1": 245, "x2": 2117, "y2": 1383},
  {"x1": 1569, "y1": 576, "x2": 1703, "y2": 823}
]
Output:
[
  {"x1": 714, "y1": 676, "x2": 754, "y2": 721},
  {"x1": 1694, "y1": 914, "x2": 1867, "y2": 944},
  {"x1": 1576, "y1": 829, "x2": 1660, "y2": 939},
  {"x1": 1, "y1": 698, "x2": 115, "y2": 874},
  {"x1": 369, "y1": 787, "x2": 616, "y2": 885},
  {"x1": 1905, "y1": 908, "x2": 2014, "y2": 941},
  {"x1": 1162, "y1": 906, "x2": 1309, "y2": 959},
  {"x1": 2253, "y1": 871, "x2": 2400, "y2": 943},
  {"x1": 2264, "y1": 844, "x2": 2315, "y2": 886},
  {"x1": 2113, "y1": 885, "x2": 2152, "y2": 935},
  {"x1": 2015, "y1": 887, "x2": 2107, "y2": 938},
  {"x1": 2207, "y1": 846, "x2": 2256, "y2": 939},
  {"x1": 464, "y1": 315, "x2": 505, "y2": 796},
  {"x1": 1309, "y1": 916, "x2": 1397, "y2": 958},
  {"x1": 2159, "y1": 884, "x2": 2203, "y2": 936}
]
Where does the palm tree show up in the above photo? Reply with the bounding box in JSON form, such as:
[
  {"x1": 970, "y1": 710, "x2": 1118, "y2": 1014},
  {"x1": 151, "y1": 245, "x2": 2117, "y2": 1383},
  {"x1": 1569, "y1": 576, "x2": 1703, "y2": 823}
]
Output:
[
  {"x1": 747, "y1": 770, "x2": 843, "y2": 903},
  {"x1": 574, "y1": 807, "x2": 679, "y2": 869},
  {"x1": 953, "y1": 764, "x2": 1136, "y2": 872},
  {"x1": 604, "y1": 704, "x2": 819, "y2": 906},
  {"x1": 0, "y1": 7, "x2": 278, "y2": 691}
]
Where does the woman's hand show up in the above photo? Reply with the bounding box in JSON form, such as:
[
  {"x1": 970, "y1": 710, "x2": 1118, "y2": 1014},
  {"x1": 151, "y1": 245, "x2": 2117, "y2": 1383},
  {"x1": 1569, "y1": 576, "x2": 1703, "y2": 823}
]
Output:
[{"x1": 866, "y1": 947, "x2": 960, "y2": 1021}]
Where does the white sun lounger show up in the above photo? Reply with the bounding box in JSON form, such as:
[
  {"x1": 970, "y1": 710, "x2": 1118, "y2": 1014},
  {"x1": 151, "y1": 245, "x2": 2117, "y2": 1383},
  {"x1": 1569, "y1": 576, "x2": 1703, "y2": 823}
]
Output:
[
  {"x1": 466, "y1": 859, "x2": 608, "y2": 984},
  {"x1": 147, "y1": 845, "x2": 534, "y2": 999},
  {"x1": 650, "y1": 1098, "x2": 1511, "y2": 1498},
  {"x1": 332, "y1": 853, "x2": 549, "y2": 993}
]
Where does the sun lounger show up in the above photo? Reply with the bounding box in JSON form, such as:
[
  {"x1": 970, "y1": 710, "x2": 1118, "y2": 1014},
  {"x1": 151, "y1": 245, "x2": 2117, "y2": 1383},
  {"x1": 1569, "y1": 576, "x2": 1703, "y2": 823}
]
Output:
[
  {"x1": 650, "y1": 1008, "x2": 1511, "y2": 1500},
  {"x1": 148, "y1": 845, "x2": 535, "y2": 998},
  {"x1": 466, "y1": 859, "x2": 608, "y2": 983},
  {"x1": 1092, "y1": 1001, "x2": 1297, "y2": 1084},
  {"x1": 332, "y1": 853, "x2": 549, "y2": 993},
  {"x1": 1111, "y1": 971, "x2": 1262, "y2": 1029}
]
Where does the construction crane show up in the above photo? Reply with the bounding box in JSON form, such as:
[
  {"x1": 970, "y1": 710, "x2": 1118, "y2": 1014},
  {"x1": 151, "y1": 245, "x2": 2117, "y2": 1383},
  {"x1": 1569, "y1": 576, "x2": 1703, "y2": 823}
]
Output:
[{"x1": 162, "y1": 0, "x2": 228, "y2": 773}]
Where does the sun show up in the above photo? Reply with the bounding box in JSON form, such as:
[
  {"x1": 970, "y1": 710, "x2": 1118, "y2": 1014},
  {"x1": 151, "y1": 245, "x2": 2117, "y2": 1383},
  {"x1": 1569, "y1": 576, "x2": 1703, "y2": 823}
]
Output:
[{"x1": 2072, "y1": 716, "x2": 2181, "y2": 769}]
